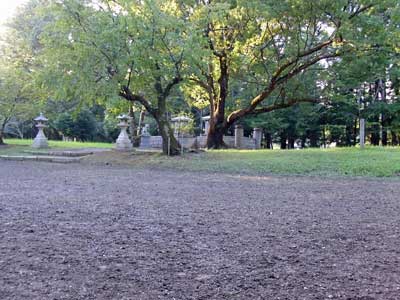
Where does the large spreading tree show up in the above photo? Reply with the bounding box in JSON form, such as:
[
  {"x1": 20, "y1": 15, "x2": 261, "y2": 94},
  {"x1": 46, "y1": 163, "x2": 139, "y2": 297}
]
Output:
[
  {"x1": 183, "y1": 0, "x2": 398, "y2": 148},
  {"x1": 18, "y1": 0, "x2": 197, "y2": 155}
]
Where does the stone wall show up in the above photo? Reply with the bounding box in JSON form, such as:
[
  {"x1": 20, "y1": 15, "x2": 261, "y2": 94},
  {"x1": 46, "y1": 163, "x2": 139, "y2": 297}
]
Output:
[{"x1": 139, "y1": 135, "x2": 257, "y2": 150}]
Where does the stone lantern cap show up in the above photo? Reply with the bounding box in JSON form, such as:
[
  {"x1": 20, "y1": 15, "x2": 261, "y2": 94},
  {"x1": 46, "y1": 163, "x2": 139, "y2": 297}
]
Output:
[
  {"x1": 117, "y1": 114, "x2": 131, "y2": 121},
  {"x1": 34, "y1": 113, "x2": 48, "y2": 122},
  {"x1": 171, "y1": 116, "x2": 192, "y2": 122}
]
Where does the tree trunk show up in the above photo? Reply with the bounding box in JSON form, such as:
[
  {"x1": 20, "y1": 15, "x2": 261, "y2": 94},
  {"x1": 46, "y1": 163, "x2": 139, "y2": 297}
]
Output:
[
  {"x1": 382, "y1": 129, "x2": 388, "y2": 146},
  {"x1": 120, "y1": 86, "x2": 181, "y2": 155},
  {"x1": 345, "y1": 124, "x2": 353, "y2": 146},
  {"x1": 371, "y1": 124, "x2": 380, "y2": 146},
  {"x1": 265, "y1": 133, "x2": 273, "y2": 149},
  {"x1": 206, "y1": 54, "x2": 228, "y2": 149},
  {"x1": 322, "y1": 126, "x2": 327, "y2": 148},
  {"x1": 280, "y1": 132, "x2": 287, "y2": 149},
  {"x1": 301, "y1": 138, "x2": 306, "y2": 148},
  {"x1": 309, "y1": 134, "x2": 318, "y2": 147},
  {"x1": 206, "y1": 109, "x2": 226, "y2": 149},
  {"x1": 0, "y1": 120, "x2": 6, "y2": 145},
  {"x1": 288, "y1": 136, "x2": 295, "y2": 149},
  {"x1": 129, "y1": 106, "x2": 139, "y2": 147},
  {"x1": 135, "y1": 109, "x2": 146, "y2": 147},
  {"x1": 391, "y1": 132, "x2": 398, "y2": 146},
  {"x1": 156, "y1": 115, "x2": 181, "y2": 155}
]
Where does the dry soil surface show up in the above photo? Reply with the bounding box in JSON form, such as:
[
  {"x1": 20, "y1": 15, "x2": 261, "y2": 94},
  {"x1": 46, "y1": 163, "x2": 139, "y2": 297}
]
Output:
[{"x1": 1, "y1": 161, "x2": 400, "y2": 300}]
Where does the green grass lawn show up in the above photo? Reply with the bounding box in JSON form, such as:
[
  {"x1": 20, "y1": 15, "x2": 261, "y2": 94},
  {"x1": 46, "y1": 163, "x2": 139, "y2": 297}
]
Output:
[
  {"x1": 0, "y1": 138, "x2": 113, "y2": 156},
  {"x1": 1, "y1": 139, "x2": 400, "y2": 177},
  {"x1": 3, "y1": 138, "x2": 113, "y2": 149},
  {"x1": 157, "y1": 147, "x2": 400, "y2": 177}
]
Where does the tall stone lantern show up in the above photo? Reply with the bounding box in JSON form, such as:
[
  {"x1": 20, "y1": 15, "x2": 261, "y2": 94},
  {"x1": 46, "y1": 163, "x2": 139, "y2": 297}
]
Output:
[
  {"x1": 32, "y1": 113, "x2": 49, "y2": 149},
  {"x1": 116, "y1": 114, "x2": 133, "y2": 151}
]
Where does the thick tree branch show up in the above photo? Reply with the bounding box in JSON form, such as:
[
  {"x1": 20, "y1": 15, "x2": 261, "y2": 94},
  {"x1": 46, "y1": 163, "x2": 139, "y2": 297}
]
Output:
[
  {"x1": 119, "y1": 85, "x2": 156, "y2": 116},
  {"x1": 271, "y1": 39, "x2": 334, "y2": 83},
  {"x1": 275, "y1": 52, "x2": 340, "y2": 85},
  {"x1": 349, "y1": 4, "x2": 374, "y2": 19},
  {"x1": 189, "y1": 76, "x2": 209, "y2": 91},
  {"x1": 249, "y1": 98, "x2": 323, "y2": 116},
  {"x1": 226, "y1": 52, "x2": 339, "y2": 126},
  {"x1": 163, "y1": 76, "x2": 182, "y2": 99}
]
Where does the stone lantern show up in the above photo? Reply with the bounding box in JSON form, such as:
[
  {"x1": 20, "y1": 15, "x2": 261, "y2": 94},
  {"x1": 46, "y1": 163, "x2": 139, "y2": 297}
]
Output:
[
  {"x1": 116, "y1": 114, "x2": 133, "y2": 151},
  {"x1": 32, "y1": 113, "x2": 49, "y2": 149}
]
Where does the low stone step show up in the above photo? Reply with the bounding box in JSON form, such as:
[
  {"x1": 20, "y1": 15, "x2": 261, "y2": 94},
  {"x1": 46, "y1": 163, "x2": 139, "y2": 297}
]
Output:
[
  {"x1": 23, "y1": 150, "x2": 95, "y2": 157},
  {"x1": 0, "y1": 155, "x2": 82, "y2": 163}
]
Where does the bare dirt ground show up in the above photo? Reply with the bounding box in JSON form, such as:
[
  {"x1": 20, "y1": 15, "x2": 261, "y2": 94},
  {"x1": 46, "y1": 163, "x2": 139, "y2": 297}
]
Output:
[{"x1": 1, "y1": 161, "x2": 400, "y2": 300}]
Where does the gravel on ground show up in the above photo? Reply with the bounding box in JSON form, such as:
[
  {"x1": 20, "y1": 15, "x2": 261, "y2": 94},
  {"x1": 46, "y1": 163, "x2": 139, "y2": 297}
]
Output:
[{"x1": 1, "y1": 161, "x2": 400, "y2": 300}]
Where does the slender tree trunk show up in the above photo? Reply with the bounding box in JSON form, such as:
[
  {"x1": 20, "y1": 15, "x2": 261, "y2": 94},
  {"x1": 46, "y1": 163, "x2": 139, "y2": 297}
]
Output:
[
  {"x1": 280, "y1": 132, "x2": 287, "y2": 149},
  {"x1": 392, "y1": 132, "x2": 398, "y2": 146},
  {"x1": 129, "y1": 106, "x2": 140, "y2": 147},
  {"x1": 301, "y1": 138, "x2": 306, "y2": 148},
  {"x1": 156, "y1": 114, "x2": 181, "y2": 155},
  {"x1": 155, "y1": 92, "x2": 181, "y2": 155},
  {"x1": 0, "y1": 121, "x2": 6, "y2": 145},
  {"x1": 265, "y1": 133, "x2": 273, "y2": 149},
  {"x1": 371, "y1": 123, "x2": 380, "y2": 146},
  {"x1": 136, "y1": 110, "x2": 145, "y2": 141},
  {"x1": 345, "y1": 124, "x2": 353, "y2": 146},
  {"x1": 382, "y1": 129, "x2": 388, "y2": 146},
  {"x1": 288, "y1": 136, "x2": 295, "y2": 149},
  {"x1": 309, "y1": 133, "x2": 318, "y2": 147},
  {"x1": 120, "y1": 86, "x2": 181, "y2": 155}
]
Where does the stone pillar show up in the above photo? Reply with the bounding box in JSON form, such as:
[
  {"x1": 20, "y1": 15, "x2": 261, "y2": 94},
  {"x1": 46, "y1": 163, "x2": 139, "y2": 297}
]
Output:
[
  {"x1": 234, "y1": 124, "x2": 244, "y2": 149},
  {"x1": 360, "y1": 118, "x2": 365, "y2": 149},
  {"x1": 32, "y1": 113, "x2": 49, "y2": 149},
  {"x1": 139, "y1": 124, "x2": 151, "y2": 148},
  {"x1": 140, "y1": 136, "x2": 151, "y2": 149},
  {"x1": 116, "y1": 115, "x2": 133, "y2": 151},
  {"x1": 253, "y1": 128, "x2": 262, "y2": 149}
]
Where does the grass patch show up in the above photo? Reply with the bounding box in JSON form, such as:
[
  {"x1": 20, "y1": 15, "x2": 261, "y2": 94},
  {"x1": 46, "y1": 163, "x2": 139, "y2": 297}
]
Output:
[
  {"x1": 0, "y1": 145, "x2": 30, "y2": 156},
  {"x1": 151, "y1": 147, "x2": 400, "y2": 177},
  {"x1": 3, "y1": 138, "x2": 113, "y2": 149},
  {"x1": 0, "y1": 139, "x2": 113, "y2": 156},
  {"x1": 2, "y1": 139, "x2": 400, "y2": 178}
]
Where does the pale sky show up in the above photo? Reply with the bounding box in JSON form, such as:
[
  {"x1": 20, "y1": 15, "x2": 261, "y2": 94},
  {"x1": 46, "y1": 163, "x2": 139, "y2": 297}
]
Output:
[{"x1": 0, "y1": 0, "x2": 28, "y2": 33}]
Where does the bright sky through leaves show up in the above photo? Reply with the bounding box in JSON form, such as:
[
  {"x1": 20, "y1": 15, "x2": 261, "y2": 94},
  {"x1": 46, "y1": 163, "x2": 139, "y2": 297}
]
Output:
[{"x1": 0, "y1": 0, "x2": 28, "y2": 34}]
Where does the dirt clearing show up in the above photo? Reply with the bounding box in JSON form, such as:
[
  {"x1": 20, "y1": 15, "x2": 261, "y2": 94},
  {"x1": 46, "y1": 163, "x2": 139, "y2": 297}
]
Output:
[{"x1": 1, "y1": 161, "x2": 399, "y2": 299}]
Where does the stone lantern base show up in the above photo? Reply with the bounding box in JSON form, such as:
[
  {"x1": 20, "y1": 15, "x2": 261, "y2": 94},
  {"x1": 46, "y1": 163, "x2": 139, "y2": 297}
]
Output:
[
  {"x1": 32, "y1": 137, "x2": 49, "y2": 149},
  {"x1": 32, "y1": 128, "x2": 49, "y2": 149},
  {"x1": 115, "y1": 130, "x2": 133, "y2": 151},
  {"x1": 115, "y1": 114, "x2": 133, "y2": 151}
]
